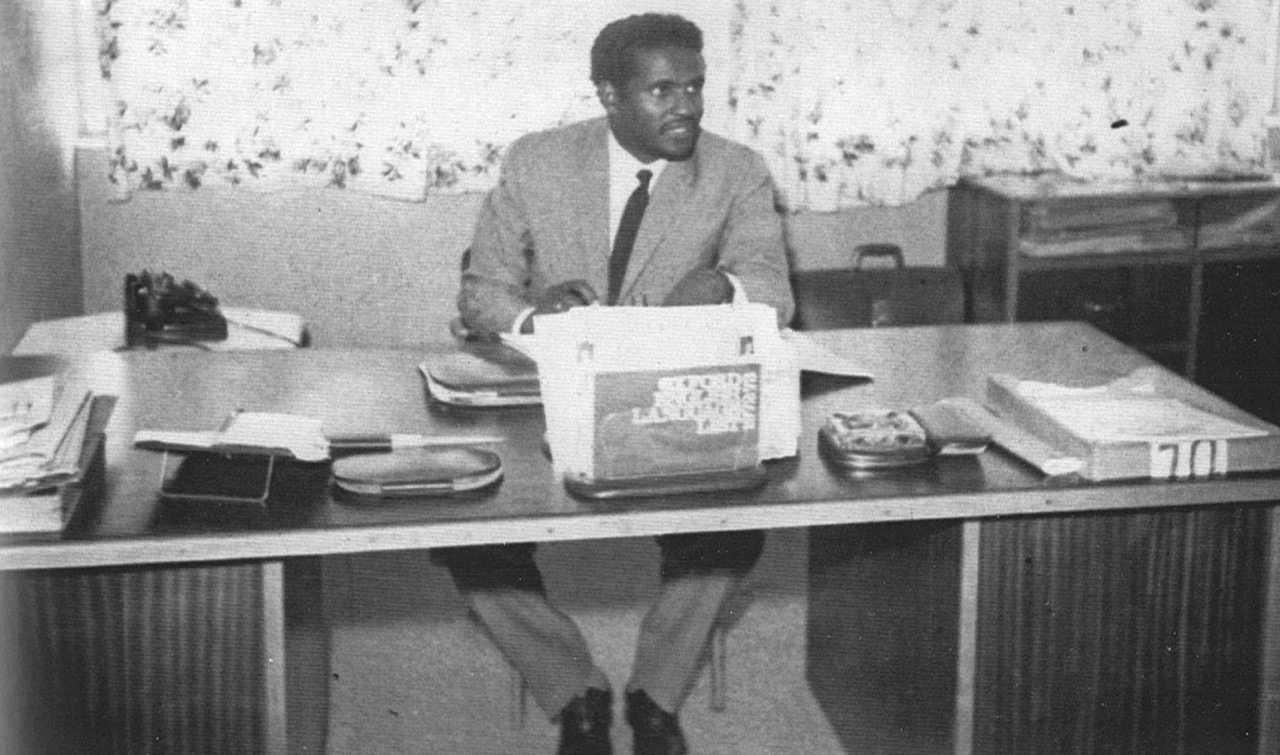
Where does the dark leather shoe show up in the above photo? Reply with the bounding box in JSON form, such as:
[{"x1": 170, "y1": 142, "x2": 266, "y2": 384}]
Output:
[
  {"x1": 558, "y1": 687, "x2": 613, "y2": 755},
  {"x1": 625, "y1": 690, "x2": 688, "y2": 755}
]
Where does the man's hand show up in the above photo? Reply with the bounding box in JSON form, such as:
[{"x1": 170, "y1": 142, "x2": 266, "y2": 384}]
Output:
[
  {"x1": 662, "y1": 268, "x2": 733, "y2": 307},
  {"x1": 521, "y1": 279, "x2": 599, "y2": 333},
  {"x1": 535, "y1": 279, "x2": 598, "y2": 314}
]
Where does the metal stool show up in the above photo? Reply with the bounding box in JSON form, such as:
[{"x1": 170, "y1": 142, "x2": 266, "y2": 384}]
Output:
[{"x1": 709, "y1": 621, "x2": 729, "y2": 712}]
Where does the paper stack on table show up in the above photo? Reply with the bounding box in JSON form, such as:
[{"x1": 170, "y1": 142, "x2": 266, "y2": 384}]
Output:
[
  {"x1": 1199, "y1": 194, "x2": 1280, "y2": 249},
  {"x1": 1017, "y1": 197, "x2": 1193, "y2": 257},
  {"x1": 1, "y1": 363, "x2": 93, "y2": 494},
  {"x1": 1009, "y1": 377, "x2": 1267, "y2": 444},
  {"x1": 986, "y1": 366, "x2": 1278, "y2": 481},
  {"x1": 1, "y1": 360, "x2": 101, "y2": 535},
  {"x1": 2, "y1": 362, "x2": 56, "y2": 451}
]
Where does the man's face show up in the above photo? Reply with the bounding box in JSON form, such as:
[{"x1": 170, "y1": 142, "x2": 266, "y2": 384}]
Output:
[{"x1": 601, "y1": 47, "x2": 705, "y2": 163}]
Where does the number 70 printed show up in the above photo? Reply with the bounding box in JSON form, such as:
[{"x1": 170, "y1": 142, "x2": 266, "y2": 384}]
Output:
[{"x1": 1149, "y1": 439, "x2": 1227, "y2": 479}]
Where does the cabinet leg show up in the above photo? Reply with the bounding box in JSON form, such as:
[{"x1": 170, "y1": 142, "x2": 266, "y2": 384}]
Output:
[{"x1": 263, "y1": 558, "x2": 330, "y2": 755}]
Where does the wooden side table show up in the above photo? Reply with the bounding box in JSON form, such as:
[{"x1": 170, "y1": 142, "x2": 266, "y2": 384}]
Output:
[{"x1": 945, "y1": 172, "x2": 1280, "y2": 400}]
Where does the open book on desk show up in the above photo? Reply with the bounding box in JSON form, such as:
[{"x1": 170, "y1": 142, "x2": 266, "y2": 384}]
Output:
[{"x1": 134, "y1": 411, "x2": 330, "y2": 462}]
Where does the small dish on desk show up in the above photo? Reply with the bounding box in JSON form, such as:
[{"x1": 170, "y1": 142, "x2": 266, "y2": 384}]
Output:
[{"x1": 818, "y1": 410, "x2": 934, "y2": 471}]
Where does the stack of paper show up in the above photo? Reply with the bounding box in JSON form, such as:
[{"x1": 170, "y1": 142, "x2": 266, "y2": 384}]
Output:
[
  {"x1": 1, "y1": 362, "x2": 93, "y2": 495},
  {"x1": 1008, "y1": 378, "x2": 1266, "y2": 444},
  {"x1": 1018, "y1": 197, "x2": 1193, "y2": 257},
  {"x1": 1026, "y1": 198, "x2": 1180, "y2": 234},
  {"x1": 1198, "y1": 194, "x2": 1280, "y2": 249},
  {"x1": 986, "y1": 367, "x2": 1279, "y2": 481},
  {"x1": 2, "y1": 360, "x2": 102, "y2": 535},
  {"x1": 1, "y1": 362, "x2": 56, "y2": 454}
]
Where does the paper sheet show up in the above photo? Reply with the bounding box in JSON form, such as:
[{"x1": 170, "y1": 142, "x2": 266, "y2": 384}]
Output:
[
  {"x1": 779, "y1": 329, "x2": 873, "y2": 378},
  {"x1": 940, "y1": 397, "x2": 1082, "y2": 476},
  {"x1": 0, "y1": 390, "x2": 94, "y2": 491},
  {"x1": 0, "y1": 374, "x2": 56, "y2": 440},
  {"x1": 1012, "y1": 370, "x2": 1267, "y2": 444},
  {"x1": 1025, "y1": 396, "x2": 1267, "y2": 444},
  {"x1": 135, "y1": 412, "x2": 329, "y2": 461}
]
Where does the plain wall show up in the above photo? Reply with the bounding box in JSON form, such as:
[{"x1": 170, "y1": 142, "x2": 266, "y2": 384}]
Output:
[
  {"x1": 0, "y1": 0, "x2": 82, "y2": 354},
  {"x1": 76, "y1": 148, "x2": 949, "y2": 347}
]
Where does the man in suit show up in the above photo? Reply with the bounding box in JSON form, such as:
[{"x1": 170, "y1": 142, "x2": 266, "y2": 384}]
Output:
[{"x1": 439, "y1": 13, "x2": 793, "y2": 755}]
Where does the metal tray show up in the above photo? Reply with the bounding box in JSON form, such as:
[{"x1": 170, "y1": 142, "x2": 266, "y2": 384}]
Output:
[{"x1": 817, "y1": 410, "x2": 933, "y2": 470}]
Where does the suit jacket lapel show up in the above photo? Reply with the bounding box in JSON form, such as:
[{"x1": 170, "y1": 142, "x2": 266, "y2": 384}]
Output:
[
  {"x1": 573, "y1": 122, "x2": 610, "y2": 272},
  {"x1": 619, "y1": 156, "x2": 697, "y2": 303}
]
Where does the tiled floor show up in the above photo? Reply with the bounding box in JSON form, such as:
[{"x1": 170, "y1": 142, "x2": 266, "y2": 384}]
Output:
[{"x1": 322, "y1": 529, "x2": 847, "y2": 754}]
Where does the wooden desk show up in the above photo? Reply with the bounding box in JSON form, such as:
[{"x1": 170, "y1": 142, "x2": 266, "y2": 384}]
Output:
[{"x1": 2, "y1": 323, "x2": 1278, "y2": 754}]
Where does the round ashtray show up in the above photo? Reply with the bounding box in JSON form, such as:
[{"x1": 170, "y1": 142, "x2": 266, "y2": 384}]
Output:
[{"x1": 817, "y1": 410, "x2": 933, "y2": 470}]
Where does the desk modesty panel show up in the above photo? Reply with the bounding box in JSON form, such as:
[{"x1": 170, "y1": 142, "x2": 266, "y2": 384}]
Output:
[{"x1": 3, "y1": 321, "x2": 1278, "y2": 572}]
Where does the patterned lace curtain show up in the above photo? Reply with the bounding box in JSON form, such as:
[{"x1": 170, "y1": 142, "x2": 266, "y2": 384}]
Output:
[
  {"x1": 729, "y1": 0, "x2": 1278, "y2": 208},
  {"x1": 99, "y1": 0, "x2": 732, "y2": 200},
  {"x1": 102, "y1": 0, "x2": 608, "y2": 199},
  {"x1": 101, "y1": 0, "x2": 1277, "y2": 208}
]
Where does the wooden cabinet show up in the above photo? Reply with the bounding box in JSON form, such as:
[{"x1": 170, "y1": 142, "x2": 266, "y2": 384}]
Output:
[
  {"x1": 972, "y1": 506, "x2": 1269, "y2": 754},
  {"x1": 946, "y1": 174, "x2": 1280, "y2": 423},
  {"x1": 807, "y1": 511, "x2": 1270, "y2": 754},
  {"x1": 6, "y1": 558, "x2": 329, "y2": 754}
]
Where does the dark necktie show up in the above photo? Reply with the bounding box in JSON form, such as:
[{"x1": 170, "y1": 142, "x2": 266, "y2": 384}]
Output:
[{"x1": 607, "y1": 168, "x2": 653, "y2": 305}]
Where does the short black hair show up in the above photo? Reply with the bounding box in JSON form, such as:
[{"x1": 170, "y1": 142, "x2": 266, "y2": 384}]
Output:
[{"x1": 590, "y1": 13, "x2": 703, "y2": 88}]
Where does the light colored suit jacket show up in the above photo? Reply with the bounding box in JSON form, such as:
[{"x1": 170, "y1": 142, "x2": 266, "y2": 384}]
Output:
[{"x1": 459, "y1": 117, "x2": 794, "y2": 333}]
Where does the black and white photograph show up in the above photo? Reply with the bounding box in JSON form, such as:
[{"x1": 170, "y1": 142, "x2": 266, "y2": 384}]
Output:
[{"x1": 3, "y1": 1, "x2": 1280, "y2": 752}]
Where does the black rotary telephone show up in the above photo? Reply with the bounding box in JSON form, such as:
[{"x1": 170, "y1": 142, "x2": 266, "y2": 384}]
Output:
[{"x1": 124, "y1": 271, "x2": 228, "y2": 347}]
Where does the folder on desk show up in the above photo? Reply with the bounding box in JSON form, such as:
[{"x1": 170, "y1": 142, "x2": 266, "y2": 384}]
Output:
[
  {"x1": 986, "y1": 367, "x2": 1280, "y2": 481},
  {"x1": 420, "y1": 342, "x2": 541, "y2": 407}
]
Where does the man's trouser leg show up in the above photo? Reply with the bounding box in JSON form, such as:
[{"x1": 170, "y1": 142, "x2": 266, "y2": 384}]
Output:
[
  {"x1": 433, "y1": 543, "x2": 611, "y2": 719},
  {"x1": 626, "y1": 530, "x2": 765, "y2": 713}
]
